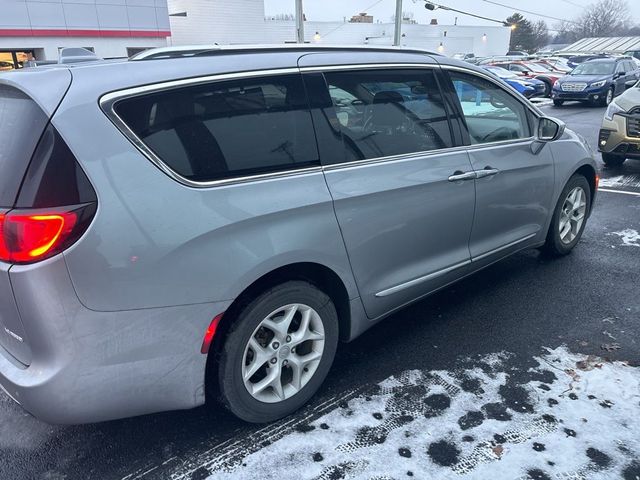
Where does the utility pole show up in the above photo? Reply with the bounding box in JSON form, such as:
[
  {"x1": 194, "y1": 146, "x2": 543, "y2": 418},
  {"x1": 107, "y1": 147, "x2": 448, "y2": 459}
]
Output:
[
  {"x1": 295, "y1": 0, "x2": 305, "y2": 44},
  {"x1": 393, "y1": 0, "x2": 403, "y2": 46}
]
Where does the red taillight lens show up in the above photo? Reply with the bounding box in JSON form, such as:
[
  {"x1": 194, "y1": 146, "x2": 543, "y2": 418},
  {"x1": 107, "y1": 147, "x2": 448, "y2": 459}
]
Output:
[{"x1": 0, "y1": 206, "x2": 91, "y2": 264}]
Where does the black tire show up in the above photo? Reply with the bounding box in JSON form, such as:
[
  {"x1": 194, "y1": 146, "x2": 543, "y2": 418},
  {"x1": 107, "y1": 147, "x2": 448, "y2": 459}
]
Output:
[
  {"x1": 602, "y1": 152, "x2": 626, "y2": 167},
  {"x1": 553, "y1": 99, "x2": 564, "y2": 107},
  {"x1": 543, "y1": 174, "x2": 591, "y2": 256},
  {"x1": 541, "y1": 80, "x2": 552, "y2": 97},
  {"x1": 600, "y1": 87, "x2": 614, "y2": 107},
  {"x1": 218, "y1": 281, "x2": 339, "y2": 423}
]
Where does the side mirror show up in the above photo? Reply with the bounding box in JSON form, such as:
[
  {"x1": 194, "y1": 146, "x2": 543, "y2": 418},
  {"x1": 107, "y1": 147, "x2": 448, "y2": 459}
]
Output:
[
  {"x1": 615, "y1": 72, "x2": 626, "y2": 79},
  {"x1": 538, "y1": 116, "x2": 565, "y2": 142}
]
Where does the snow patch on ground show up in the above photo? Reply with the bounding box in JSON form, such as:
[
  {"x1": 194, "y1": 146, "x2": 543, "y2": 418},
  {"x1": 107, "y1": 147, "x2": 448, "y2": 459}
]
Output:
[
  {"x1": 201, "y1": 347, "x2": 640, "y2": 480},
  {"x1": 598, "y1": 174, "x2": 640, "y2": 189},
  {"x1": 609, "y1": 229, "x2": 640, "y2": 247}
]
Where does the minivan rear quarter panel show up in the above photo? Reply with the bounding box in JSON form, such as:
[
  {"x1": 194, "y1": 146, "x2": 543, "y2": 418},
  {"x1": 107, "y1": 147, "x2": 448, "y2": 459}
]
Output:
[{"x1": 55, "y1": 62, "x2": 359, "y2": 312}]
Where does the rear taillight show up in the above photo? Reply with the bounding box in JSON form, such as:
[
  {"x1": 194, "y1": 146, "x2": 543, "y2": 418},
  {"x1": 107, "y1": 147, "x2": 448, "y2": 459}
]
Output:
[
  {"x1": 0, "y1": 205, "x2": 94, "y2": 264},
  {"x1": 0, "y1": 123, "x2": 98, "y2": 265}
]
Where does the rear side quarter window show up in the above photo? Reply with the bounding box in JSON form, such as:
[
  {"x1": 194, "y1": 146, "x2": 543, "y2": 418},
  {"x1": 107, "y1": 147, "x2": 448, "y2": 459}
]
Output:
[
  {"x1": 112, "y1": 74, "x2": 319, "y2": 183},
  {"x1": 0, "y1": 85, "x2": 49, "y2": 207}
]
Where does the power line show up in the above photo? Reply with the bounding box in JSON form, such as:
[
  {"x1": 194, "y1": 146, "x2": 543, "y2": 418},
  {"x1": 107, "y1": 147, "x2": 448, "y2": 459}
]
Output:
[
  {"x1": 557, "y1": 0, "x2": 586, "y2": 9},
  {"x1": 424, "y1": 1, "x2": 511, "y2": 26},
  {"x1": 481, "y1": 0, "x2": 580, "y2": 24}
]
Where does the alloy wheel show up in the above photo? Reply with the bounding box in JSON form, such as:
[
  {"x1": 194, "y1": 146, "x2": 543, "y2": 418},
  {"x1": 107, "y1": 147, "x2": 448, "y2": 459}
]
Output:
[
  {"x1": 605, "y1": 88, "x2": 613, "y2": 105},
  {"x1": 242, "y1": 303, "x2": 325, "y2": 403},
  {"x1": 559, "y1": 186, "x2": 587, "y2": 245}
]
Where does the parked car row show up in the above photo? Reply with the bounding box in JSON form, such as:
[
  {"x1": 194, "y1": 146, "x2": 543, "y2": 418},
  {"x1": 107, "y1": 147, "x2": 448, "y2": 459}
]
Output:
[{"x1": 455, "y1": 52, "x2": 640, "y2": 106}]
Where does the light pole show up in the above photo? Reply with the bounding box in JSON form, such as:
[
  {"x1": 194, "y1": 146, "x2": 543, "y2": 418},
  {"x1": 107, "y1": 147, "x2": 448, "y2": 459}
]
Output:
[
  {"x1": 295, "y1": 0, "x2": 305, "y2": 44},
  {"x1": 393, "y1": 0, "x2": 403, "y2": 46}
]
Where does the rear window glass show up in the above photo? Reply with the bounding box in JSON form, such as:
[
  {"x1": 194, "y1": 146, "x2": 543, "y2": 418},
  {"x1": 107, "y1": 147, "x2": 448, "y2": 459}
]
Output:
[
  {"x1": 113, "y1": 74, "x2": 319, "y2": 182},
  {"x1": 0, "y1": 85, "x2": 49, "y2": 207}
]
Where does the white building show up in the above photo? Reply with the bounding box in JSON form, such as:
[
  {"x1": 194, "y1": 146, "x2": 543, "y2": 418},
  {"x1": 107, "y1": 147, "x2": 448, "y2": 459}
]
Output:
[
  {"x1": 0, "y1": 0, "x2": 170, "y2": 69},
  {"x1": 167, "y1": 0, "x2": 510, "y2": 57}
]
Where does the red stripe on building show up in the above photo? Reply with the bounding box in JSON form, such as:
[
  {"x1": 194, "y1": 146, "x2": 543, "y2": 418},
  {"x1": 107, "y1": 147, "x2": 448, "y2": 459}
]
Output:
[{"x1": 0, "y1": 29, "x2": 171, "y2": 38}]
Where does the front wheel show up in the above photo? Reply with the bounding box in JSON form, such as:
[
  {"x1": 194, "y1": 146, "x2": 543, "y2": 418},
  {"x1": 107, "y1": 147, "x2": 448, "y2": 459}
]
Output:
[
  {"x1": 600, "y1": 87, "x2": 614, "y2": 107},
  {"x1": 543, "y1": 174, "x2": 591, "y2": 256},
  {"x1": 217, "y1": 281, "x2": 339, "y2": 423},
  {"x1": 602, "y1": 152, "x2": 626, "y2": 167},
  {"x1": 553, "y1": 99, "x2": 564, "y2": 107}
]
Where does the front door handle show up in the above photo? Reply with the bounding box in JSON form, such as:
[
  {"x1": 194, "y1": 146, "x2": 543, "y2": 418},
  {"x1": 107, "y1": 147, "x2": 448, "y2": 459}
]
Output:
[
  {"x1": 448, "y1": 171, "x2": 477, "y2": 182},
  {"x1": 475, "y1": 167, "x2": 500, "y2": 179}
]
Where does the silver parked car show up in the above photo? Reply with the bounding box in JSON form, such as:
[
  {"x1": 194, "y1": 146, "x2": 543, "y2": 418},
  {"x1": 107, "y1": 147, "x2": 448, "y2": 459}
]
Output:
[{"x1": 0, "y1": 46, "x2": 597, "y2": 424}]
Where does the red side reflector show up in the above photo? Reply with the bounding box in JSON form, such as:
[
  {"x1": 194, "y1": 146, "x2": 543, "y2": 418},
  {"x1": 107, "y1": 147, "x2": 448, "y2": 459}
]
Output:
[
  {"x1": 595, "y1": 174, "x2": 600, "y2": 190},
  {"x1": 201, "y1": 312, "x2": 224, "y2": 354},
  {"x1": 0, "y1": 208, "x2": 79, "y2": 264}
]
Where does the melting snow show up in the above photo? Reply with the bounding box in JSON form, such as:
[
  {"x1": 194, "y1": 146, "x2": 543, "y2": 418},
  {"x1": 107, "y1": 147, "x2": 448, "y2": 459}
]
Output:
[
  {"x1": 195, "y1": 347, "x2": 640, "y2": 480},
  {"x1": 609, "y1": 229, "x2": 640, "y2": 247}
]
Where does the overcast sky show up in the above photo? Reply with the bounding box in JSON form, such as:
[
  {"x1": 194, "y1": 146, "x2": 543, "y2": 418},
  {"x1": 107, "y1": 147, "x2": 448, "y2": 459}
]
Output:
[{"x1": 264, "y1": 0, "x2": 640, "y2": 31}]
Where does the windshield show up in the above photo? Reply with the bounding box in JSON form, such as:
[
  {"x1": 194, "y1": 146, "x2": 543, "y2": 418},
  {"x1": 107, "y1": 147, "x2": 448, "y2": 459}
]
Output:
[
  {"x1": 571, "y1": 62, "x2": 615, "y2": 75},
  {"x1": 485, "y1": 66, "x2": 519, "y2": 79}
]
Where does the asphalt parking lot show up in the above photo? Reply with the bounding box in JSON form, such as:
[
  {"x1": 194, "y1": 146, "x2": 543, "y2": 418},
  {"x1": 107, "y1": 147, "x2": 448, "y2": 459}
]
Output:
[{"x1": 1, "y1": 102, "x2": 639, "y2": 480}]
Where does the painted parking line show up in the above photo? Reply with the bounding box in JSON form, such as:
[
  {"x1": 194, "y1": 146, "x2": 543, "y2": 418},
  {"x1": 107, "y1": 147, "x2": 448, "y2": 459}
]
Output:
[{"x1": 598, "y1": 188, "x2": 640, "y2": 197}]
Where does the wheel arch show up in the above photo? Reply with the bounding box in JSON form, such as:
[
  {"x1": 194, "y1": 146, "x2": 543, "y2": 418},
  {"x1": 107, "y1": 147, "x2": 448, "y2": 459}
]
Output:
[
  {"x1": 574, "y1": 163, "x2": 597, "y2": 209},
  {"x1": 203, "y1": 262, "x2": 352, "y2": 399}
]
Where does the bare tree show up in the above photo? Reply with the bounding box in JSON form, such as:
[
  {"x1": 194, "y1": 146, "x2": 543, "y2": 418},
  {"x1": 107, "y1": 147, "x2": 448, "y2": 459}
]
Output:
[
  {"x1": 531, "y1": 20, "x2": 550, "y2": 51},
  {"x1": 559, "y1": 0, "x2": 631, "y2": 39}
]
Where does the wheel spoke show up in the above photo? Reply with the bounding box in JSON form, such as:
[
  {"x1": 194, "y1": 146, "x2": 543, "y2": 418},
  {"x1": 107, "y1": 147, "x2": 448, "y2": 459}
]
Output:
[
  {"x1": 244, "y1": 338, "x2": 271, "y2": 381},
  {"x1": 292, "y1": 308, "x2": 325, "y2": 344},
  {"x1": 289, "y1": 356, "x2": 304, "y2": 392},
  {"x1": 251, "y1": 365, "x2": 281, "y2": 396},
  {"x1": 261, "y1": 305, "x2": 298, "y2": 341},
  {"x1": 271, "y1": 371, "x2": 285, "y2": 400}
]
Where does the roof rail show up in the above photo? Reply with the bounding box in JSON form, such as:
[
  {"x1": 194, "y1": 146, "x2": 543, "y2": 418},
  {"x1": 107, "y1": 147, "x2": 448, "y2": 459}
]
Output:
[{"x1": 129, "y1": 44, "x2": 439, "y2": 61}]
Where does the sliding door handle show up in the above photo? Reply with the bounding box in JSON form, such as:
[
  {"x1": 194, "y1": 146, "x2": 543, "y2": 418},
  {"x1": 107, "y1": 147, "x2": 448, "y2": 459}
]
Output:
[
  {"x1": 475, "y1": 167, "x2": 500, "y2": 179},
  {"x1": 448, "y1": 171, "x2": 477, "y2": 182}
]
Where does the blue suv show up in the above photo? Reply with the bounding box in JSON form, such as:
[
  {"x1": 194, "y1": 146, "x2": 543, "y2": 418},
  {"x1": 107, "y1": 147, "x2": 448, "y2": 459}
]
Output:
[{"x1": 552, "y1": 57, "x2": 640, "y2": 107}]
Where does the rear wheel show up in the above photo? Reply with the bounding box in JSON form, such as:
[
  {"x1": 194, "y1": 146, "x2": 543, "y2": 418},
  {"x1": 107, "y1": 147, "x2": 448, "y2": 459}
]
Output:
[
  {"x1": 541, "y1": 80, "x2": 552, "y2": 97},
  {"x1": 553, "y1": 99, "x2": 564, "y2": 107},
  {"x1": 543, "y1": 174, "x2": 591, "y2": 256},
  {"x1": 602, "y1": 152, "x2": 626, "y2": 167},
  {"x1": 218, "y1": 281, "x2": 339, "y2": 423}
]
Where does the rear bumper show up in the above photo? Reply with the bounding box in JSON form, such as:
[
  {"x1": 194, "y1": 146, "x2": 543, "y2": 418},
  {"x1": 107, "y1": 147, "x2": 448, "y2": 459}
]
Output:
[{"x1": 0, "y1": 255, "x2": 229, "y2": 424}]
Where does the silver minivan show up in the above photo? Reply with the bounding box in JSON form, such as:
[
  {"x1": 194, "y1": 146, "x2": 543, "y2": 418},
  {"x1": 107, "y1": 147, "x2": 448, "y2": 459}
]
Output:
[{"x1": 0, "y1": 46, "x2": 597, "y2": 424}]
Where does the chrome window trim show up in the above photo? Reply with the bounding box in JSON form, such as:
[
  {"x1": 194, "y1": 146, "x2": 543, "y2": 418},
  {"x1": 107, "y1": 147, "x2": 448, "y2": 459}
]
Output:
[
  {"x1": 99, "y1": 62, "x2": 544, "y2": 188},
  {"x1": 99, "y1": 67, "x2": 323, "y2": 189},
  {"x1": 299, "y1": 63, "x2": 438, "y2": 73},
  {"x1": 322, "y1": 146, "x2": 469, "y2": 172}
]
